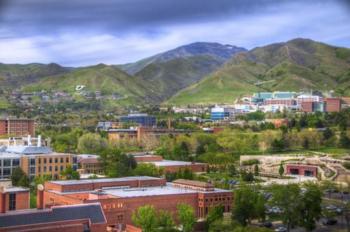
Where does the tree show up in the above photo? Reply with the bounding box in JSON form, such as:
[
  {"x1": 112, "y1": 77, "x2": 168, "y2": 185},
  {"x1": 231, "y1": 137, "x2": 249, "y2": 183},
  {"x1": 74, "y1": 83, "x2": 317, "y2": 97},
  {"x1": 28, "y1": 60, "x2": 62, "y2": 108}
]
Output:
[
  {"x1": 60, "y1": 165, "x2": 80, "y2": 180},
  {"x1": 134, "y1": 163, "x2": 163, "y2": 177},
  {"x1": 77, "y1": 133, "x2": 108, "y2": 154},
  {"x1": 11, "y1": 167, "x2": 29, "y2": 187},
  {"x1": 177, "y1": 203, "x2": 196, "y2": 232},
  {"x1": 206, "y1": 205, "x2": 224, "y2": 230},
  {"x1": 270, "y1": 184, "x2": 302, "y2": 232},
  {"x1": 299, "y1": 183, "x2": 322, "y2": 231},
  {"x1": 99, "y1": 148, "x2": 137, "y2": 177},
  {"x1": 279, "y1": 163, "x2": 284, "y2": 177},
  {"x1": 254, "y1": 164, "x2": 259, "y2": 176},
  {"x1": 339, "y1": 131, "x2": 350, "y2": 148},
  {"x1": 132, "y1": 205, "x2": 158, "y2": 232},
  {"x1": 232, "y1": 185, "x2": 265, "y2": 226},
  {"x1": 157, "y1": 210, "x2": 175, "y2": 232}
]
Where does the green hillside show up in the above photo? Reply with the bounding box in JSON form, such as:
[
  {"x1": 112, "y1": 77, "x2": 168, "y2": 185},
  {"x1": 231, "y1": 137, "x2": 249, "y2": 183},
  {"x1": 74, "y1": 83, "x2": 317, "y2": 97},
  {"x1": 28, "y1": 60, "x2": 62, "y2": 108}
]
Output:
[
  {"x1": 168, "y1": 38, "x2": 350, "y2": 105},
  {"x1": 22, "y1": 64, "x2": 152, "y2": 105},
  {"x1": 135, "y1": 55, "x2": 224, "y2": 102},
  {"x1": 0, "y1": 63, "x2": 68, "y2": 90}
]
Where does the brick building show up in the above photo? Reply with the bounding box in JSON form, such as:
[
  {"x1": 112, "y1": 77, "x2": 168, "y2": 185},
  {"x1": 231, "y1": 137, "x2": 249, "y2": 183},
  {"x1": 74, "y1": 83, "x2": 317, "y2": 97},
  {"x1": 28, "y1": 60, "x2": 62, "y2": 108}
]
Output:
[
  {"x1": 325, "y1": 98, "x2": 341, "y2": 112},
  {"x1": 0, "y1": 141, "x2": 77, "y2": 180},
  {"x1": 43, "y1": 176, "x2": 232, "y2": 229},
  {"x1": 0, "y1": 118, "x2": 35, "y2": 137},
  {"x1": 0, "y1": 180, "x2": 29, "y2": 213},
  {"x1": 108, "y1": 127, "x2": 191, "y2": 143},
  {"x1": 77, "y1": 154, "x2": 104, "y2": 175},
  {"x1": 286, "y1": 164, "x2": 318, "y2": 177}
]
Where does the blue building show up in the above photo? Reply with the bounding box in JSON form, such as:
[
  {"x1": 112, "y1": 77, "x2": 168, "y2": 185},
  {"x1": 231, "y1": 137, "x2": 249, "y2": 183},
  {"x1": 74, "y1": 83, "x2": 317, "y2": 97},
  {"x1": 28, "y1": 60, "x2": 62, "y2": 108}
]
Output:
[
  {"x1": 120, "y1": 113, "x2": 156, "y2": 127},
  {"x1": 211, "y1": 106, "x2": 234, "y2": 121}
]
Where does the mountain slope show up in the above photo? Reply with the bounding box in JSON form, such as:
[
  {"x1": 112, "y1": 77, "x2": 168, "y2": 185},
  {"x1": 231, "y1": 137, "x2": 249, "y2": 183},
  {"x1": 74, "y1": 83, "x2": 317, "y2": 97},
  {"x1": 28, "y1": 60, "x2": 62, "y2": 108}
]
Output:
[
  {"x1": 122, "y1": 42, "x2": 247, "y2": 102},
  {"x1": 168, "y1": 38, "x2": 350, "y2": 105},
  {"x1": 22, "y1": 64, "x2": 153, "y2": 104},
  {"x1": 0, "y1": 63, "x2": 68, "y2": 90},
  {"x1": 120, "y1": 42, "x2": 247, "y2": 75}
]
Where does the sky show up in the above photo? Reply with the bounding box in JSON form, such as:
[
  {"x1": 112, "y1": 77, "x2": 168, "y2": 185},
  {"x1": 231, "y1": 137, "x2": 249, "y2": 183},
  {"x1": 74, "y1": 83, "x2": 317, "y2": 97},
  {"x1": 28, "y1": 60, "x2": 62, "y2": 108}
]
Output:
[{"x1": 0, "y1": 0, "x2": 349, "y2": 66}]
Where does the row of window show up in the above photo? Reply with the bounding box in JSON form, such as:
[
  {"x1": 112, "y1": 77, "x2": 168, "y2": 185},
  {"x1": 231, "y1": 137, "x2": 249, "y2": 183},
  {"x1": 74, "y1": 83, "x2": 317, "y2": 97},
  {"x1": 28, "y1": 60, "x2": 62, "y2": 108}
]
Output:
[
  {"x1": 38, "y1": 157, "x2": 70, "y2": 165},
  {"x1": 37, "y1": 165, "x2": 65, "y2": 173},
  {"x1": 1, "y1": 159, "x2": 20, "y2": 167}
]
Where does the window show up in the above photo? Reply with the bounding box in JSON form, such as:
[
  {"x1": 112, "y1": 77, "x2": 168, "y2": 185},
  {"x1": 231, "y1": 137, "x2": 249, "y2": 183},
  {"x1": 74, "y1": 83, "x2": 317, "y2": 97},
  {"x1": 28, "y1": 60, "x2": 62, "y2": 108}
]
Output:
[
  {"x1": 60, "y1": 166, "x2": 64, "y2": 171},
  {"x1": 49, "y1": 158, "x2": 52, "y2": 164},
  {"x1": 9, "y1": 193, "x2": 16, "y2": 210},
  {"x1": 66, "y1": 157, "x2": 69, "y2": 163},
  {"x1": 44, "y1": 158, "x2": 47, "y2": 164},
  {"x1": 44, "y1": 166, "x2": 47, "y2": 172},
  {"x1": 38, "y1": 158, "x2": 41, "y2": 164},
  {"x1": 38, "y1": 167, "x2": 41, "y2": 172},
  {"x1": 55, "y1": 158, "x2": 58, "y2": 163},
  {"x1": 30, "y1": 159, "x2": 36, "y2": 166},
  {"x1": 55, "y1": 166, "x2": 58, "y2": 171},
  {"x1": 60, "y1": 158, "x2": 63, "y2": 163},
  {"x1": 3, "y1": 159, "x2": 11, "y2": 167},
  {"x1": 12, "y1": 159, "x2": 20, "y2": 166},
  {"x1": 73, "y1": 156, "x2": 77, "y2": 163},
  {"x1": 30, "y1": 167, "x2": 35, "y2": 174},
  {"x1": 3, "y1": 168, "x2": 11, "y2": 176},
  {"x1": 49, "y1": 166, "x2": 52, "y2": 171}
]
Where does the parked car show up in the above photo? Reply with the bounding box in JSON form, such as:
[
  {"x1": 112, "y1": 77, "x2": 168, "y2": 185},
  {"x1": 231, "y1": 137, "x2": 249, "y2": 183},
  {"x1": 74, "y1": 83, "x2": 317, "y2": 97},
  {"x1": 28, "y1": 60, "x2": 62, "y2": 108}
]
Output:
[
  {"x1": 321, "y1": 218, "x2": 337, "y2": 225},
  {"x1": 259, "y1": 221, "x2": 273, "y2": 228},
  {"x1": 275, "y1": 226, "x2": 287, "y2": 232}
]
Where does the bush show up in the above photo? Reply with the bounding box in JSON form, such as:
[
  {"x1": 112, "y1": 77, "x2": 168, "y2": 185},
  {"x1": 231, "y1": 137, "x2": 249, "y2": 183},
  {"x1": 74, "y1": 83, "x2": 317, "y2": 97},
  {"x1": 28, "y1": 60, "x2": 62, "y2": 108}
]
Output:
[
  {"x1": 342, "y1": 162, "x2": 350, "y2": 170},
  {"x1": 242, "y1": 159, "x2": 260, "y2": 166}
]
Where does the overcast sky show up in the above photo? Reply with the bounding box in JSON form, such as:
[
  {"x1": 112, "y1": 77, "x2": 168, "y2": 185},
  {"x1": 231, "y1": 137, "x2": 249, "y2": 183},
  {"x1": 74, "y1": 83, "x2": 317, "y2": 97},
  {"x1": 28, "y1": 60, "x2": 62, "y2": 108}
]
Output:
[{"x1": 0, "y1": 0, "x2": 349, "y2": 66}]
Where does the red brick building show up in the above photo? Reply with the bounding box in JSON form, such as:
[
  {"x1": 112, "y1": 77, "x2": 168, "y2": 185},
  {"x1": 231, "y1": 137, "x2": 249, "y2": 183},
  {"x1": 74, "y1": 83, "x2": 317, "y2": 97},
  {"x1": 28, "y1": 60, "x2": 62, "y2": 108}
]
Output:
[
  {"x1": 0, "y1": 118, "x2": 35, "y2": 137},
  {"x1": 43, "y1": 177, "x2": 232, "y2": 229},
  {"x1": 325, "y1": 98, "x2": 341, "y2": 112},
  {"x1": 286, "y1": 164, "x2": 318, "y2": 177},
  {"x1": 0, "y1": 183, "x2": 29, "y2": 213}
]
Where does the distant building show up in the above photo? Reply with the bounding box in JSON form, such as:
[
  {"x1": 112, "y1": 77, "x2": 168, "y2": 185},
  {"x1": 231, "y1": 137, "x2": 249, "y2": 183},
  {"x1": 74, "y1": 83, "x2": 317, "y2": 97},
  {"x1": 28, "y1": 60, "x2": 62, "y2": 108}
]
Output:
[
  {"x1": 77, "y1": 154, "x2": 104, "y2": 175},
  {"x1": 96, "y1": 121, "x2": 120, "y2": 131},
  {"x1": 325, "y1": 98, "x2": 341, "y2": 112},
  {"x1": 210, "y1": 106, "x2": 235, "y2": 121},
  {"x1": 0, "y1": 118, "x2": 35, "y2": 137},
  {"x1": 286, "y1": 164, "x2": 318, "y2": 177},
  {"x1": 0, "y1": 136, "x2": 77, "y2": 180},
  {"x1": 120, "y1": 113, "x2": 156, "y2": 127},
  {"x1": 133, "y1": 154, "x2": 208, "y2": 173}
]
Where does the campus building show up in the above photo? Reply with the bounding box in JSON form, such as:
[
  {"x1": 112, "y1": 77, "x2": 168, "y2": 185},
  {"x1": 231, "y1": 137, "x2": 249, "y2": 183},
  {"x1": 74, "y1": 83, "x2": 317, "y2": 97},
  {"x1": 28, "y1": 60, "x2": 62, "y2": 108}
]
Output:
[
  {"x1": 77, "y1": 154, "x2": 104, "y2": 175},
  {"x1": 210, "y1": 106, "x2": 235, "y2": 121},
  {"x1": 0, "y1": 137, "x2": 77, "y2": 179},
  {"x1": 108, "y1": 126, "x2": 191, "y2": 143},
  {"x1": 120, "y1": 113, "x2": 156, "y2": 127},
  {"x1": 0, "y1": 179, "x2": 29, "y2": 213},
  {"x1": 133, "y1": 154, "x2": 208, "y2": 173},
  {"x1": 42, "y1": 176, "x2": 233, "y2": 229},
  {"x1": 0, "y1": 118, "x2": 35, "y2": 137}
]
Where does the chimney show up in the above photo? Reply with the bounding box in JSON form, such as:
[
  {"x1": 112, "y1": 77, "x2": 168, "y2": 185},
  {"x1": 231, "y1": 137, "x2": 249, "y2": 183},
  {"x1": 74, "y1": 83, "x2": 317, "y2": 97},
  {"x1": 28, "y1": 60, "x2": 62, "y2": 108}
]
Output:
[
  {"x1": 37, "y1": 135, "x2": 42, "y2": 147},
  {"x1": 36, "y1": 184, "x2": 44, "y2": 209},
  {"x1": 27, "y1": 135, "x2": 32, "y2": 146}
]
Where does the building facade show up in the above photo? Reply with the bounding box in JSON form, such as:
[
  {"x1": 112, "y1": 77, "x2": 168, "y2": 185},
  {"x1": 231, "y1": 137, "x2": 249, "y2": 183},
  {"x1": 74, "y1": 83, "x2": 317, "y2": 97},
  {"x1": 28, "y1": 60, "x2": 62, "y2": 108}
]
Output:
[
  {"x1": 0, "y1": 180, "x2": 29, "y2": 213},
  {"x1": 42, "y1": 177, "x2": 232, "y2": 229},
  {"x1": 120, "y1": 113, "x2": 156, "y2": 127},
  {"x1": 0, "y1": 118, "x2": 35, "y2": 137}
]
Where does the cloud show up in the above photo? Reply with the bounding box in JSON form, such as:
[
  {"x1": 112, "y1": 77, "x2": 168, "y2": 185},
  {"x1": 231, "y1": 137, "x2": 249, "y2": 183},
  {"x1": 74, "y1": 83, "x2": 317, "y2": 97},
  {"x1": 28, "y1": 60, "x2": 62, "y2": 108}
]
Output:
[{"x1": 0, "y1": 0, "x2": 349, "y2": 66}]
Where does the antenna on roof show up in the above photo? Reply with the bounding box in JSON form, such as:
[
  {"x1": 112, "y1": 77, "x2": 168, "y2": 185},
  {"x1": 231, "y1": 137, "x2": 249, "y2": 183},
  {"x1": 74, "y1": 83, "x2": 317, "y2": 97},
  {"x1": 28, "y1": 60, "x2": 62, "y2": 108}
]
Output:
[{"x1": 27, "y1": 135, "x2": 32, "y2": 146}]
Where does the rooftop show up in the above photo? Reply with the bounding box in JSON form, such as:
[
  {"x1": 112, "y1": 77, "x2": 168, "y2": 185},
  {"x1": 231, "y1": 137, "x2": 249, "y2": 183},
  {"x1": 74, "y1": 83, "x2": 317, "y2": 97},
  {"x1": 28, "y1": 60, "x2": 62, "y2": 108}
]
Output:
[
  {"x1": 48, "y1": 176, "x2": 162, "y2": 186},
  {"x1": 0, "y1": 203, "x2": 106, "y2": 228},
  {"x1": 144, "y1": 160, "x2": 205, "y2": 167},
  {"x1": 6, "y1": 145, "x2": 52, "y2": 154}
]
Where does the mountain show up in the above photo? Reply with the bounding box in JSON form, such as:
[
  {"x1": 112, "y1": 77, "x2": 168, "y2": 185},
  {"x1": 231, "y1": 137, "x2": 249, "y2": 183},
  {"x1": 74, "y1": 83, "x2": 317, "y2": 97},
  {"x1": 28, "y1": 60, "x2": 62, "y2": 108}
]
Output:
[
  {"x1": 121, "y1": 42, "x2": 247, "y2": 101},
  {"x1": 120, "y1": 42, "x2": 247, "y2": 74},
  {"x1": 22, "y1": 64, "x2": 152, "y2": 105},
  {"x1": 168, "y1": 38, "x2": 350, "y2": 105},
  {"x1": 0, "y1": 63, "x2": 68, "y2": 90}
]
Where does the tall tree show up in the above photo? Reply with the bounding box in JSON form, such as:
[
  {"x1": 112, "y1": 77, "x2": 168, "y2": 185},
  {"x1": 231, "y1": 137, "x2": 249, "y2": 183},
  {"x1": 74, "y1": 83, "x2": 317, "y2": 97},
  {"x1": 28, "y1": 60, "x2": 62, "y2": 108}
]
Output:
[
  {"x1": 77, "y1": 133, "x2": 108, "y2": 154},
  {"x1": 157, "y1": 210, "x2": 175, "y2": 232},
  {"x1": 270, "y1": 184, "x2": 301, "y2": 232},
  {"x1": 177, "y1": 203, "x2": 196, "y2": 232},
  {"x1": 60, "y1": 165, "x2": 80, "y2": 180},
  {"x1": 11, "y1": 167, "x2": 29, "y2": 187},
  {"x1": 205, "y1": 205, "x2": 224, "y2": 230},
  {"x1": 132, "y1": 205, "x2": 158, "y2": 232},
  {"x1": 299, "y1": 183, "x2": 322, "y2": 231},
  {"x1": 279, "y1": 163, "x2": 284, "y2": 177}
]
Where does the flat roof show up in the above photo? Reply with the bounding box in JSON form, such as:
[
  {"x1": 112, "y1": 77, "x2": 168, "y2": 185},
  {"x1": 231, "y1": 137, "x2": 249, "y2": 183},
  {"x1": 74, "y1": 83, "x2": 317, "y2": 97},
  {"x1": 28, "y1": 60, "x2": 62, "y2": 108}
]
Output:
[
  {"x1": 144, "y1": 160, "x2": 205, "y2": 167},
  {"x1": 48, "y1": 176, "x2": 162, "y2": 186},
  {"x1": 101, "y1": 183, "x2": 230, "y2": 198}
]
